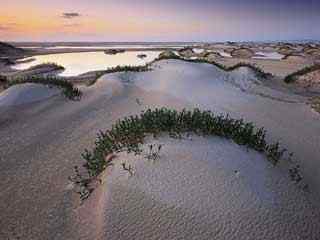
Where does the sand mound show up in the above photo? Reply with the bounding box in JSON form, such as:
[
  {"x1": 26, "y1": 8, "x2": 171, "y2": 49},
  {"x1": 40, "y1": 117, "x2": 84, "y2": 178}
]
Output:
[
  {"x1": 178, "y1": 48, "x2": 196, "y2": 58},
  {"x1": 231, "y1": 48, "x2": 255, "y2": 58},
  {"x1": 158, "y1": 50, "x2": 179, "y2": 59},
  {"x1": 0, "y1": 42, "x2": 26, "y2": 57},
  {"x1": 296, "y1": 69, "x2": 320, "y2": 90},
  {"x1": 0, "y1": 83, "x2": 60, "y2": 107},
  {"x1": 202, "y1": 52, "x2": 222, "y2": 61},
  {"x1": 303, "y1": 47, "x2": 320, "y2": 58},
  {"x1": 100, "y1": 136, "x2": 320, "y2": 239},
  {"x1": 283, "y1": 54, "x2": 306, "y2": 62},
  {"x1": 277, "y1": 46, "x2": 296, "y2": 55}
]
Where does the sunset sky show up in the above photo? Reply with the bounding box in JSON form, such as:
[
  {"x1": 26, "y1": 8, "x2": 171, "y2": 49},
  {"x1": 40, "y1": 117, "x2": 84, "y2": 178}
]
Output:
[{"x1": 0, "y1": 0, "x2": 319, "y2": 42}]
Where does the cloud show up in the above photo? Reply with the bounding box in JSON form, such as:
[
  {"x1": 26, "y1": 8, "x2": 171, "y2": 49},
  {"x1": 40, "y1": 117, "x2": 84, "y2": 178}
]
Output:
[
  {"x1": 62, "y1": 12, "x2": 81, "y2": 19},
  {"x1": 0, "y1": 23, "x2": 18, "y2": 31},
  {"x1": 0, "y1": 25, "x2": 9, "y2": 30}
]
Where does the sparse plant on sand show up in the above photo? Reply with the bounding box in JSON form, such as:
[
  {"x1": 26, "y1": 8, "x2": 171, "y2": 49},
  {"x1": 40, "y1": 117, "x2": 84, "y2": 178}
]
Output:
[
  {"x1": 68, "y1": 166, "x2": 94, "y2": 201},
  {"x1": 121, "y1": 163, "x2": 134, "y2": 176},
  {"x1": 145, "y1": 144, "x2": 163, "y2": 161},
  {"x1": 72, "y1": 108, "x2": 290, "y2": 201}
]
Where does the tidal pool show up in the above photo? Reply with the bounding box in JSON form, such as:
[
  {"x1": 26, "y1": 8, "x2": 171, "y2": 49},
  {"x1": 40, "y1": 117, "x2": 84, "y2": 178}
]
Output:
[{"x1": 12, "y1": 51, "x2": 161, "y2": 76}]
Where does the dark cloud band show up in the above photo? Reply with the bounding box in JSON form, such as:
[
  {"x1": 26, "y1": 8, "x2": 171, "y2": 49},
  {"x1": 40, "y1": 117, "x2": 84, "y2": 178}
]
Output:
[{"x1": 62, "y1": 12, "x2": 81, "y2": 19}]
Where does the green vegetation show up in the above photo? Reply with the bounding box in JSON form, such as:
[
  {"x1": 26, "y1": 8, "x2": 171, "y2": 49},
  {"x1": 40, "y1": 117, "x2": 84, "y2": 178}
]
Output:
[
  {"x1": 104, "y1": 65, "x2": 151, "y2": 73},
  {"x1": 27, "y1": 62, "x2": 65, "y2": 71},
  {"x1": 72, "y1": 108, "x2": 289, "y2": 200},
  {"x1": 284, "y1": 64, "x2": 320, "y2": 83},
  {"x1": 8, "y1": 76, "x2": 82, "y2": 100}
]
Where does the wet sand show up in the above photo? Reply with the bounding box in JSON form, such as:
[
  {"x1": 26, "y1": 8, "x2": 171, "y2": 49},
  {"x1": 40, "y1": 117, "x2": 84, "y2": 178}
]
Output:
[{"x1": 0, "y1": 60, "x2": 320, "y2": 239}]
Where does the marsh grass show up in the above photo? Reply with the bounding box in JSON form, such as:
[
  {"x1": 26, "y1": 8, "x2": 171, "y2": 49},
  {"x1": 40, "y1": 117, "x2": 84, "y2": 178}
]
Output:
[
  {"x1": 73, "y1": 108, "x2": 289, "y2": 200},
  {"x1": 7, "y1": 76, "x2": 82, "y2": 100},
  {"x1": 284, "y1": 64, "x2": 320, "y2": 83}
]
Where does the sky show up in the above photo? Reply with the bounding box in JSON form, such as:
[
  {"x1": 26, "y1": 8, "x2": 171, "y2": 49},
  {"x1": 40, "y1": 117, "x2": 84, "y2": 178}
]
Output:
[{"x1": 0, "y1": 0, "x2": 319, "y2": 42}]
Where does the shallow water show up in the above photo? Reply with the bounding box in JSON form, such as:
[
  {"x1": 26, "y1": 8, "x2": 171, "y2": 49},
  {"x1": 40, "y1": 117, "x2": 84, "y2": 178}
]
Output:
[
  {"x1": 45, "y1": 45, "x2": 186, "y2": 50},
  {"x1": 20, "y1": 44, "x2": 191, "y2": 50},
  {"x1": 12, "y1": 51, "x2": 161, "y2": 76}
]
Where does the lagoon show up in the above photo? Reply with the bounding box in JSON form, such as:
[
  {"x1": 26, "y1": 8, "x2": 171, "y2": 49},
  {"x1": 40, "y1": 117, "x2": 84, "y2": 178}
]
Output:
[{"x1": 12, "y1": 51, "x2": 162, "y2": 76}]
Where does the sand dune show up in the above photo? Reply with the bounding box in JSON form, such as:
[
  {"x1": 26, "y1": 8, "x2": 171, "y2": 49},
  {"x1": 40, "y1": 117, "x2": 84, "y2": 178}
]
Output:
[
  {"x1": 0, "y1": 83, "x2": 59, "y2": 107},
  {"x1": 98, "y1": 136, "x2": 320, "y2": 239},
  {"x1": 0, "y1": 60, "x2": 319, "y2": 239}
]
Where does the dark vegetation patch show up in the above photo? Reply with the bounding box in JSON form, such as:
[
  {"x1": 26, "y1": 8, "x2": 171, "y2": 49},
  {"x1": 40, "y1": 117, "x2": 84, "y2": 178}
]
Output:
[
  {"x1": 284, "y1": 64, "x2": 320, "y2": 83},
  {"x1": 7, "y1": 76, "x2": 82, "y2": 100},
  {"x1": 71, "y1": 108, "x2": 290, "y2": 201},
  {"x1": 26, "y1": 62, "x2": 65, "y2": 71}
]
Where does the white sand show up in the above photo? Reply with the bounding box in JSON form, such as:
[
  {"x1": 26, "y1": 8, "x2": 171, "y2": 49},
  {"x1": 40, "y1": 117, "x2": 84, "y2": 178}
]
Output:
[
  {"x1": 1, "y1": 59, "x2": 320, "y2": 239},
  {"x1": 98, "y1": 136, "x2": 320, "y2": 239}
]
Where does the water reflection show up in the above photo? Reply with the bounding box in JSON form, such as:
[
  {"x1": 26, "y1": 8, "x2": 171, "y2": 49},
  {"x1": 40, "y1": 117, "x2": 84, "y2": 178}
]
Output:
[{"x1": 12, "y1": 51, "x2": 161, "y2": 76}]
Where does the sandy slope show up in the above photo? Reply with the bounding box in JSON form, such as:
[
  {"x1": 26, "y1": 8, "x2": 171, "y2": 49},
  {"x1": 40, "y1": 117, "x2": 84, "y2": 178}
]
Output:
[
  {"x1": 0, "y1": 83, "x2": 60, "y2": 107},
  {"x1": 99, "y1": 136, "x2": 320, "y2": 239},
  {"x1": 0, "y1": 60, "x2": 319, "y2": 239}
]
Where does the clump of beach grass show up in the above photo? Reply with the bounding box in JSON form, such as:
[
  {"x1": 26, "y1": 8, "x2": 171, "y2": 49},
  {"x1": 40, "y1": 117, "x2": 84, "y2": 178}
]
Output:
[
  {"x1": 7, "y1": 76, "x2": 82, "y2": 100},
  {"x1": 72, "y1": 108, "x2": 289, "y2": 201}
]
